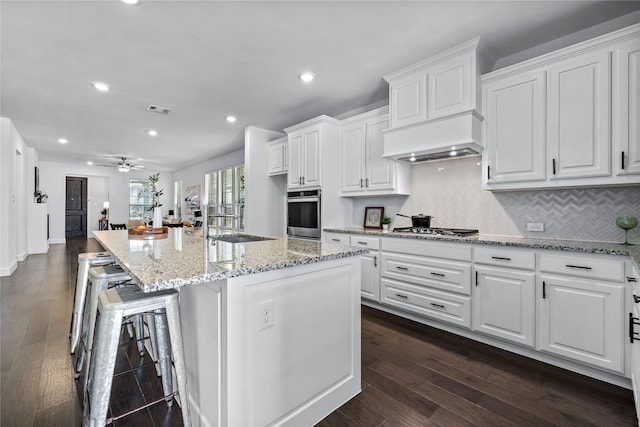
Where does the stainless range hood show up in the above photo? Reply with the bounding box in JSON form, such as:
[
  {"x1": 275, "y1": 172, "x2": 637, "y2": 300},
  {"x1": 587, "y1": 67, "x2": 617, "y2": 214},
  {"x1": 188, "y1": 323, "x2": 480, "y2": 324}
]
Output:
[{"x1": 382, "y1": 110, "x2": 483, "y2": 163}]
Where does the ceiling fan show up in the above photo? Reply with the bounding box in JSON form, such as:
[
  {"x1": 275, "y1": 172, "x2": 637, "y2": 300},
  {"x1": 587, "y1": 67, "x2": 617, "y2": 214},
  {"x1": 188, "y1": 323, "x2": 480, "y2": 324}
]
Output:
[{"x1": 96, "y1": 156, "x2": 145, "y2": 173}]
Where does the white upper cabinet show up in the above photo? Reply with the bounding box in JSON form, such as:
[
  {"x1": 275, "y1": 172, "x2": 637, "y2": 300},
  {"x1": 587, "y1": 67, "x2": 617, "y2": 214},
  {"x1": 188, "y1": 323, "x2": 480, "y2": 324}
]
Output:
[
  {"x1": 614, "y1": 38, "x2": 640, "y2": 176},
  {"x1": 340, "y1": 107, "x2": 410, "y2": 196},
  {"x1": 482, "y1": 24, "x2": 640, "y2": 190},
  {"x1": 386, "y1": 38, "x2": 488, "y2": 129},
  {"x1": 267, "y1": 137, "x2": 288, "y2": 176},
  {"x1": 548, "y1": 51, "x2": 611, "y2": 180},
  {"x1": 483, "y1": 70, "x2": 546, "y2": 184},
  {"x1": 285, "y1": 116, "x2": 341, "y2": 190},
  {"x1": 286, "y1": 125, "x2": 321, "y2": 189}
]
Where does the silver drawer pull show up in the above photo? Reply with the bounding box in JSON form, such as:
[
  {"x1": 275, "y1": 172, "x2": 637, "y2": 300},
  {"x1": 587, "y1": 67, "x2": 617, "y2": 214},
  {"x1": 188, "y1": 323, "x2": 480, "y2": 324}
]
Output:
[
  {"x1": 357, "y1": 241, "x2": 368, "y2": 245},
  {"x1": 395, "y1": 266, "x2": 409, "y2": 271},
  {"x1": 430, "y1": 303, "x2": 445, "y2": 309},
  {"x1": 430, "y1": 272, "x2": 445, "y2": 277},
  {"x1": 634, "y1": 294, "x2": 640, "y2": 304},
  {"x1": 628, "y1": 276, "x2": 638, "y2": 283},
  {"x1": 566, "y1": 264, "x2": 592, "y2": 270},
  {"x1": 491, "y1": 256, "x2": 511, "y2": 261},
  {"x1": 395, "y1": 293, "x2": 408, "y2": 299},
  {"x1": 331, "y1": 238, "x2": 340, "y2": 242}
]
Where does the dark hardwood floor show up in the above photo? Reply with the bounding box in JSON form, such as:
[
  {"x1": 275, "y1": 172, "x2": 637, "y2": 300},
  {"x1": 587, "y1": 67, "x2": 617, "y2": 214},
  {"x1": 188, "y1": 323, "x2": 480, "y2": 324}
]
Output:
[{"x1": 1, "y1": 238, "x2": 637, "y2": 426}]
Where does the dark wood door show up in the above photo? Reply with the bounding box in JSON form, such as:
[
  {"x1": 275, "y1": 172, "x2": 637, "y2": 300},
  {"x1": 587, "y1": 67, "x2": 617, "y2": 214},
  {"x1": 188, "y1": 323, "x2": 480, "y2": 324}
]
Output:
[{"x1": 65, "y1": 177, "x2": 87, "y2": 238}]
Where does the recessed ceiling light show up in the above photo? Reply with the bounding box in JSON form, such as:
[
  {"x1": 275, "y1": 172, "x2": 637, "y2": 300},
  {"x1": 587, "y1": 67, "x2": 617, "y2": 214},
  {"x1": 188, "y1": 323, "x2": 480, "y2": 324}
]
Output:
[
  {"x1": 87, "y1": 161, "x2": 94, "y2": 165},
  {"x1": 58, "y1": 138, "x2": 68, "y2": 144},
  {"x1": 450, "y1": 150, "x2": 458, "y2": 156},
  {"x1": 120, "y1": 0, "x2": 140, "y2": 4},
  {"x1": 226, "y1": 115, "x2": 237, "y2": 123},
  {"x1": 91, "y1": 82, "x2": 110, "y2": 92},
  {"x1": 300, "y1": 72, "x2": 315, "y2": 83},
  {"x1": 147, "y1": 129, "x2": 158, "y2": 136}
]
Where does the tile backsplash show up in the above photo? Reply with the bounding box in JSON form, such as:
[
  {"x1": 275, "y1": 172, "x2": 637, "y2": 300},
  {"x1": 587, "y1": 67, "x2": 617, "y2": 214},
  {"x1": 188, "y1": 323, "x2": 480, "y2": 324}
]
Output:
[{"x1": 352, "y1": 156, "x2": 640, "y2": 243}]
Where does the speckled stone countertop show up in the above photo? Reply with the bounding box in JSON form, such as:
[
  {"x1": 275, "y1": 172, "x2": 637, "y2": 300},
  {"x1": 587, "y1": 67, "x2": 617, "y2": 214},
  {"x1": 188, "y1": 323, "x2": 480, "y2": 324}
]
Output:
[
  {"x1": 325, "y1": 227, "x2": 640, "y2": 270},
  {"x1": 93, "y1": 229, "x2": 366, "y2": 293}
]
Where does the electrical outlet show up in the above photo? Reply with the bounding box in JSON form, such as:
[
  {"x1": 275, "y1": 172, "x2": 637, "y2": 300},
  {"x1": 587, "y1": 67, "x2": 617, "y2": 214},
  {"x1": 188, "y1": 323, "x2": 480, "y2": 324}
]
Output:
[
  {"x1": 258, "y1": 300, "x2": 274, "y2": 330},
  {"x1": 527, "y1": 222, "x2": 544, "y2": 232}
]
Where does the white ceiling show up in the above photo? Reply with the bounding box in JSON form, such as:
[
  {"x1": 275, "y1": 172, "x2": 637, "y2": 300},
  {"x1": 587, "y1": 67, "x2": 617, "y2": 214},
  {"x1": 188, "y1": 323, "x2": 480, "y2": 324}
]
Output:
[{"x1": 2, "y1": 0, "x2": 639, "y2": 173}]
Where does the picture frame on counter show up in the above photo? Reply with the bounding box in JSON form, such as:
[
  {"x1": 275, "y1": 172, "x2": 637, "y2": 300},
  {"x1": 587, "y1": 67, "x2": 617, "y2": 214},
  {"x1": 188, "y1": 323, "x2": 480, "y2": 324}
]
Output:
[{"x1": 363, "y1": 206, "x2": 384, "y2": 229}]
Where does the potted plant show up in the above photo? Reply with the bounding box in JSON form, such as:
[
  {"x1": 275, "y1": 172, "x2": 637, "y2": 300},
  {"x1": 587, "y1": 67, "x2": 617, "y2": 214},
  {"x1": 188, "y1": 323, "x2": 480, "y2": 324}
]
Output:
[
  {"x1": 381, "y1": 215, "x2": 391, "y2": 231},
  {"x1": 137, "y1": 173, "x2": 164, "y2": 227},
  {"x1": 100, "y1": 208, "x2": 108, "y2": 220}
]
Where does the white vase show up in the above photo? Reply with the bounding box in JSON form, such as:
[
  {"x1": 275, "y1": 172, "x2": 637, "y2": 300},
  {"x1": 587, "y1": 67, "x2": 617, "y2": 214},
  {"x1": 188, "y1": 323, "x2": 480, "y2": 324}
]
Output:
[
  {"x1": 382, "y1": 224, "x2": 389, "y2": 231},
  {"x1": 153, "y1": 207, "x2": 163, "y2": 228}
]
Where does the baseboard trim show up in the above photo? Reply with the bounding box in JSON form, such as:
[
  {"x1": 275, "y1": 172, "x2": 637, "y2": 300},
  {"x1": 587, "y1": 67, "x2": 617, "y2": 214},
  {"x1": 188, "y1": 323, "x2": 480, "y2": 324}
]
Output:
[
  {"x1": 0, "y1": 261, "x2": 18, "y2": 277},
  {"x1": 49, "y1": 238, "x2": 66, "y2": 244}
]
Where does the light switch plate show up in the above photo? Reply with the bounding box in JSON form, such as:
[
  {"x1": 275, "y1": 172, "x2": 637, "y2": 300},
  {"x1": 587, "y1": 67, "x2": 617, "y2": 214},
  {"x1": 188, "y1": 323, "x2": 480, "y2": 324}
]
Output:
[{"x1": 527, "y1": 222, "x2": 544, "y2": 232}]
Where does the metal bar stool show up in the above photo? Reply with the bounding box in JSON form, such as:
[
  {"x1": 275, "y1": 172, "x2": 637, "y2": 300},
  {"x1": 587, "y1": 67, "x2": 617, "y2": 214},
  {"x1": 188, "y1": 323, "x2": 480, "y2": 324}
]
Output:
[
  {"x1": 82, "y1": 286, "x2": 190, "y2": 427},
  {"x1": 75, "y1": 264, "x2": 137, "y2": 380},
  {"x1": 70, "y1": 252, "x2": 114, "y2": 354}
]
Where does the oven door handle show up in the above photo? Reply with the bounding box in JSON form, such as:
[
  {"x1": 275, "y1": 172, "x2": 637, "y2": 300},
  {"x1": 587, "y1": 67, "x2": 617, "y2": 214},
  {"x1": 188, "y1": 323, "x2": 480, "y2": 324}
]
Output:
[{"x1": 287, "y1": 197, "x2": 320, "y2": 203}]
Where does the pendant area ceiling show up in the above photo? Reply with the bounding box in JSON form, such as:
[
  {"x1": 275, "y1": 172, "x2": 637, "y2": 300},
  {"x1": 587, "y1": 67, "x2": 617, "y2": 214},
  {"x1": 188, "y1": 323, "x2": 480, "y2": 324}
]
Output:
[{"x1": 2, "y1": 1, "x2": 639, "y2": 172}]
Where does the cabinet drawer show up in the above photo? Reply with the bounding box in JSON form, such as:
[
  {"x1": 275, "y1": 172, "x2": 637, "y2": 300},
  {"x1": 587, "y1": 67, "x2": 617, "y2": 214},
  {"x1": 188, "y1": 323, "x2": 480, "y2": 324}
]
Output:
[
  {"x1": 381, "y1": 237, "x2": 472, "y2": 262},
  {"x1": 324, "y1": 233, "x2": 350, "y2": 246},
  {"x1": 381, "y1": 253, "x2": 471, "y2": 295},
  {"x1": 381, "y1": 278, "x2": 471, "y2": 328},
  {"x1": 474, "y1": 246, "x2": 535, "y2": 270},
  {"x1": 350, "y1": 235, "x2": 380, "y2": 250},
  {"x1": 539, "y1": 252, "x2": 625, "y2": 282}
]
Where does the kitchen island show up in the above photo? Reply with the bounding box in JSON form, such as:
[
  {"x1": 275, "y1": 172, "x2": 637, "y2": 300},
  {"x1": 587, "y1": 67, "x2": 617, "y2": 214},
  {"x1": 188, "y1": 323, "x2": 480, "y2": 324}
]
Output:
[{"x1": 93, "y1": 229, "x2": 366, "y2": 427}]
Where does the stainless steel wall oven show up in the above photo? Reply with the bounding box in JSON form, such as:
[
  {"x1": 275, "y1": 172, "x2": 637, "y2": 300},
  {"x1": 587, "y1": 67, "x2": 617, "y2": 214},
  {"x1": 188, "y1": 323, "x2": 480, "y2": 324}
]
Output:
[{"x1": 287, "y1": 189, "x2": 321, "y2": 239}]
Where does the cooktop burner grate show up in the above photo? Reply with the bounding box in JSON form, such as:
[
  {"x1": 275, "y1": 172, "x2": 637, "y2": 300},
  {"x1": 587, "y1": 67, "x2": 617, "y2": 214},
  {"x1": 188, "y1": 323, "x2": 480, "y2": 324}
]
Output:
[{"x1": 392, "y1": 227, "x2": 479, "y2": 236}]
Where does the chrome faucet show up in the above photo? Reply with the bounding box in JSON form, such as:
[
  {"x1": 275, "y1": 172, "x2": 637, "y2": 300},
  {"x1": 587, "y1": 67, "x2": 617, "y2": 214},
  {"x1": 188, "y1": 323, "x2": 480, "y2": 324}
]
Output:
[{"x1": 202, "y1": 204, "x2": 237, "y2": 239}]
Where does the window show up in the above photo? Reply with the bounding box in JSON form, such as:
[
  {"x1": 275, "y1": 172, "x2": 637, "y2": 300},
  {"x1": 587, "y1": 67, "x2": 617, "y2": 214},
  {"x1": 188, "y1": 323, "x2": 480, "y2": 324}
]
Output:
[
  {"x1": 129, "y1": 179, "x2": 152, "y2": 219},
  {"x1": 206, "y1": 164, "x2": 245, "y2": 230}
]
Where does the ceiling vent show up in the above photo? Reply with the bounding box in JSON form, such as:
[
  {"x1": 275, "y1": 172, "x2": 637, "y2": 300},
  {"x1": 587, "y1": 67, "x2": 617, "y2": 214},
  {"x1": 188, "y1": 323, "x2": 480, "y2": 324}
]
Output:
[{"x1": 146, "y1": 104, "x2": 171, "y2": 114}]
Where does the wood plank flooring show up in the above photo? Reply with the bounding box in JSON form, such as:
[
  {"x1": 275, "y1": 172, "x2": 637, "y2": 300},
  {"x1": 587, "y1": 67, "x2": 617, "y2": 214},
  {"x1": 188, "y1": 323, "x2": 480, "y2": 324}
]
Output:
[{"x1": 1, "y1": 238, "x2": 637, "y2": 426}]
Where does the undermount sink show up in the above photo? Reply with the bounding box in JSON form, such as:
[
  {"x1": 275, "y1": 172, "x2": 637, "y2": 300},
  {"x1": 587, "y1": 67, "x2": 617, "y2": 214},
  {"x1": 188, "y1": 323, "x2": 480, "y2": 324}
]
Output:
[{"x1": 212, "y1": 234, "x2": 274, "y2": 244}]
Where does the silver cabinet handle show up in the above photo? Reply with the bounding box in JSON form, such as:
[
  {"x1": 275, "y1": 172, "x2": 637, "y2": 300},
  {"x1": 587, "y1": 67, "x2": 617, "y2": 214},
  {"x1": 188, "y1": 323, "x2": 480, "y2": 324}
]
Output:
[
  {"x1": 395, "y1": 266, "x2": 408, "y2": 271},
  {"x1": 430, "y1": 303, "x2": 445, "y2": 309},
  {"x1": 365, "y1": 178, "x2": 369, "y2": 187},
  {"x1": 331, "y1": 238, "x2": 340, "y2": 242},
  {"x1": 357, "y1": 241, "x2": 368, "y2": 245},
  {"x1": 395, "y1": 293, "x2": 408, "y2": 299},
  {"x1": 374, "y1": 256, "x2": 377, "y2": 267},
  {"x1": 360, "y1": 178, "x2": 363, "y2": 188},
  {"x1": 491, "y1": 256, "x2": 511, "y2": 261},
  {"x1": 430, "y1": 272, "x2": 445, "y2": 277},
  {"x1": 628, "y1": 276, "x2": 638, "y2": 283}
]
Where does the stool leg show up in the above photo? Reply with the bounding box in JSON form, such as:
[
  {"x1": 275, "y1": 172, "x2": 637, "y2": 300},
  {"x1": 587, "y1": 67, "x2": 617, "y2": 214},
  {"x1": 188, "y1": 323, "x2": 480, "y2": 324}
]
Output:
[
  {"x1": 165, "y1": 297, "x2": 191, "y2": 427},
  {"x1": 70, "y1": 258, "x2": 91, "y2": 354},
  {"x1": 153, "y1": 309, "x2": 173, "y2": 407},
  {"x1": 134, "y1": 314, "x2": 145, "y2": 356},
  {"x1": 82, "y1": 277, "x2": 108, "y2": 389},
  {"x1": 146, "y1": 314, "x2": 162, "y2": 377},
  {"x1": 75, "y1": 278, "x2": 93, "y2": 379},
  {"x1": 83, "y1": 307, "x2": 123, "y2": 427}
]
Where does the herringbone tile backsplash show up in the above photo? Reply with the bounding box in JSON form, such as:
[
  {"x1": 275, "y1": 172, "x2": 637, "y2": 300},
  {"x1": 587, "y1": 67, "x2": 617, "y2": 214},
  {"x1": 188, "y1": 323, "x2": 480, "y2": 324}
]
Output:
[{"x1": 353, "y1": 157, "x2": 640, "y2": 243}]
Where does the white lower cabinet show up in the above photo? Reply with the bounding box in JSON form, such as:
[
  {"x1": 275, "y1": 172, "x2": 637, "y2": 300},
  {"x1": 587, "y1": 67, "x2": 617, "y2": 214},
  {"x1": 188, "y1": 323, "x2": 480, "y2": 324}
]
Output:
[
  {"x1": 538, "y1": 273, "x2": 625, "y2": 374},
  {"x1": 351, "y1": 236, "x2": 380, "y2": 302},
  {"x1": 473, "y1": 266, "x2": 535, "y2": 347}
]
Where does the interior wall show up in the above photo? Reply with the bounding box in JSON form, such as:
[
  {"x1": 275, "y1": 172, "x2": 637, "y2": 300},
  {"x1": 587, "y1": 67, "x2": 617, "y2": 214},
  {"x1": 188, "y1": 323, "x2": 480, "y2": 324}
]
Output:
[
  {"x1": 173, "y1": 148, "x2": 245, "y2": 220},
  {"x1": 353, "y1": 156, "x2": 640, "y2": 243},
  {"x1": 38, "y1": 161, "x2": 172, "y2": 243}
]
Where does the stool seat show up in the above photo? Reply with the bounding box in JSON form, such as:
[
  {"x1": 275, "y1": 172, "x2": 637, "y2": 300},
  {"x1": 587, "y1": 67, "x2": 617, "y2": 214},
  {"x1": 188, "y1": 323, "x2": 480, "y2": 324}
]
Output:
[{"x1": 83, "y1": 287, "x2": 190, "y2": 427}]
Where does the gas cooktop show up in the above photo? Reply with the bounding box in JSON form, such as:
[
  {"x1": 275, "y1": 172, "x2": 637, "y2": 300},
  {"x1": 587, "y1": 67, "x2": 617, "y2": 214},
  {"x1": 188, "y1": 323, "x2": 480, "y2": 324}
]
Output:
[{"x1": 392, "y1": 227, "x2": 479, "y2": 237}]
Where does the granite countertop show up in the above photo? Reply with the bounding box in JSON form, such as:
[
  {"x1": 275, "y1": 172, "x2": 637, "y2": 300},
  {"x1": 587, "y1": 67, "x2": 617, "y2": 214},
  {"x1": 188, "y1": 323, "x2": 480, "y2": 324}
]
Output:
[
  {"x1": 93, "y1": 229, "x2": 366, "y2": 293},
  {"x1": 324, "y1": 227, "x2": 640, "y2": 270}
]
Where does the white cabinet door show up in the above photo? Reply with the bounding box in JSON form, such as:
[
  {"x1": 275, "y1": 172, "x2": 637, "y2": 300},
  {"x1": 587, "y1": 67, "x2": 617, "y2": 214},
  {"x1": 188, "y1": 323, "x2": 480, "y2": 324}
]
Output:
[
  {"x1": 302, "y1": 128, "x2": 321, "y2": 188},
  {"x1": 473, "y1": 266, "x2": 535, "y2": 347},
  {"x1": 427, "y1": 53, "x2": 472, "y2": 119},
  {"x1": 267, "y1": 141, "x2": 287, "y2": 176},
  {"x1": 360, "y1": 252, "x2": 380, "y2": 302},
  {"x1": 538, "y1": 274, "x2": 624, "y2": 373},
  {"x1": 365, "y1": 116, "x2": 396, "y2": 191},
  {"x1": 615, "y1": 40, "x2": 640, "y2": 175},
  {"x1": 548, "y1": 51, "x2": 611, "y2": 180},
  {"x1": 288, "y1": 127, "x2": 321, "y2": 189},
  {"x1": 288, "y1": 133, "x2": 303, "y2": 188},
  {"x1": 389, "y1": 74, "x2": 425, "y2": 128},
  {"x1": 340, "y1": 122, "x2": 366, "y2": 193},
  {"x1": 484, "y1": 70, "x2": 546, "y2": 184}
]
